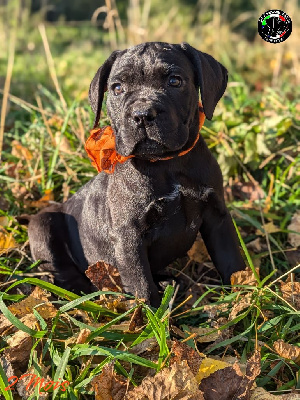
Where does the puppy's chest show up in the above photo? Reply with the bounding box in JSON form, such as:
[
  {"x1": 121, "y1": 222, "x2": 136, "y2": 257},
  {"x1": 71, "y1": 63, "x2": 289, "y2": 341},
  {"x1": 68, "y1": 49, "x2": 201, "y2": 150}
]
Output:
[
  {"x1": 110, "y1": 177, "x2": 212, "y2": 234},
  {"x1": 145, "y1": 184, "x2": 211, "y2": 231}
]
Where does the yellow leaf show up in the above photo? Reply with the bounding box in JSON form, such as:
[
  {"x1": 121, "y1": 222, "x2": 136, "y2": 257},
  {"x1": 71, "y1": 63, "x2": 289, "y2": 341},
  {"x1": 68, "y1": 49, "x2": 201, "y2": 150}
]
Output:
[
  {"x1": 0, "y1": 228, "x2": 18, "y2": 254},
  {"x1": 256, "y1": 222, "x2": 280, "y2": 236},
  {"x1": 195, "y1": 357, "x2": 231, "y2": 383}
]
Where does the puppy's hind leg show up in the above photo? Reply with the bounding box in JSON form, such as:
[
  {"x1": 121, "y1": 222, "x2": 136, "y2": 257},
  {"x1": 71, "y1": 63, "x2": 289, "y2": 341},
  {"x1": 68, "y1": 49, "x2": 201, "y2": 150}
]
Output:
[{"x1": 28, "y1": 207, "x2": 93, "y2": 294}]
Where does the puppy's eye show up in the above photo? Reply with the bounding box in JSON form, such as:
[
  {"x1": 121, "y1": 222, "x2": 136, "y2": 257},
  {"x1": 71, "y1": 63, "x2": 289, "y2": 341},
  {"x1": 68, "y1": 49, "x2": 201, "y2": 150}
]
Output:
[
  {"x1": 168, "y1": 76, "x2": 182, "y2": 87},
  {"x1": 113, "y1": 83, "x2": 124, "y2": 96}
]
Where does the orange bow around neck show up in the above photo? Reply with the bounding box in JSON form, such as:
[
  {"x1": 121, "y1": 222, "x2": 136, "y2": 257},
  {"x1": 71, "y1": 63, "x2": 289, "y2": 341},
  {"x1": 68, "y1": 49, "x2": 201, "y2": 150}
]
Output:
[{"x1": 85, "y1": 103, "x2": 205, "y2": 174}]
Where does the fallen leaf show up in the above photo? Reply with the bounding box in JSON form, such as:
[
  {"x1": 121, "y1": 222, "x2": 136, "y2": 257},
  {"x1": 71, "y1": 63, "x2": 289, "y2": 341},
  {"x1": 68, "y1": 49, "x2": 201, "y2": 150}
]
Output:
[
  {"x1": 196, "y1": 357, "x2": 231, "y2": 383},
  {"x1": 5, "y1": 330, "x2": 33, "y2": 369},
  {"x1": 130, "y1": 338, "x2": 158, "y2": 356},
  {"x1": 11, "y1": 140, "x2": 33, "y2": 160},
  {"x1": 199, "y1": 351, "x2": 260, "y2": 400},
  {"x1": 287, "y1": 211, "x2": 300, "y2": 248},
  {"x1": 250, "y1": 387, "x2": 300, "y2": 399},
  {"x1": 187, "y1": 234, "x2": 210, "y2": 264},
  {"x1": 92, "y1": 362, "x2": 128, "y2": 400},
  {"x1": 85, "y1": 261, "x2": 123, "y2": 292},
  {"x1": 129, "y1": 306, "x2": 144, "y2": 331},
  {"x1": 76, "y1": 328, "x2": 91, "y2": 344},
  {"x1": 0, "y1": 314, "x2": 14, "y2": 335},
  {"x1": 170, "y1": 340, "x2": 202, "y2": 376},
  {"x1": 202, "y1": 303, "x2": 228, "y2": 320},
  {"x1": 280, "y1": 280, "x2": 300, "y2": 310},
  {"x1": 8, "y1": 293, "x2": 58, "y2": 319},
  {"x1": 125, "y1": 361, "x2": 204, "y2": 400},
  {"x1": 229, "y1": 293, "x2": 252, "y2": 320},
  {"x1": 0, "y1": 227, "x2": 18, "y2": 254},
  {"x1": 273, "y1": 339, "x2": 300, "y2": 363},
  {"x1": 256, "y1": 222, "x2": 280, "y2": 236},
  {"x1": 16, "y1": 364, "x2": 51, "y2": 399},
  {"x1": 231, "y1": 267, "x2": 259, "y2": 288}
]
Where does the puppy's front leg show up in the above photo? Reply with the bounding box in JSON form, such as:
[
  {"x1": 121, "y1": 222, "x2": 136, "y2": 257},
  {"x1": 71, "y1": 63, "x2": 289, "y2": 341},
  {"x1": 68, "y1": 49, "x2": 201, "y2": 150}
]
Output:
[
  {"x1": 114, "y1": 236, "x2": 160, "y2": 307},
  {"x1": 200, "y1": 203, "x2": 245, "y2": 284}
]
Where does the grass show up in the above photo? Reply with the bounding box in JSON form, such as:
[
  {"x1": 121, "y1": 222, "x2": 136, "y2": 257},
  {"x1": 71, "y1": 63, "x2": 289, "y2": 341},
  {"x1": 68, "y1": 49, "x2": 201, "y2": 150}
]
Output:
[{"x1": 0, "y1": 0, "x2": 300, "y2": 398}]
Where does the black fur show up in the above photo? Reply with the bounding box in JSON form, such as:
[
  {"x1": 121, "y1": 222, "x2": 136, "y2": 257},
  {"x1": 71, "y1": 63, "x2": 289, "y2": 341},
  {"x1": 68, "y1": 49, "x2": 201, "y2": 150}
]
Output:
[{"x1": 28, "y1": 42, "x2": 245, "y2": 306}]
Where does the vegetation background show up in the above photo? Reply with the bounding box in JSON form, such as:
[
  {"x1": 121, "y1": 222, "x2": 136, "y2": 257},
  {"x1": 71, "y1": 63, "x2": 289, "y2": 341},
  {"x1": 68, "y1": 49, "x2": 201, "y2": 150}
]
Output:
[{"x1": 0, "y1": 0, "x2": 299, "y2": 399}]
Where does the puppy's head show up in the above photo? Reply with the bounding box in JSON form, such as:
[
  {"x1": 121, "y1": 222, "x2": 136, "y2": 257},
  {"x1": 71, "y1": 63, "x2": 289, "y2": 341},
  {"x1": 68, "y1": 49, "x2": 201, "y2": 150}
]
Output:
[{"x1": 89, "y1": 42, "x2": 227, "y2": 159}]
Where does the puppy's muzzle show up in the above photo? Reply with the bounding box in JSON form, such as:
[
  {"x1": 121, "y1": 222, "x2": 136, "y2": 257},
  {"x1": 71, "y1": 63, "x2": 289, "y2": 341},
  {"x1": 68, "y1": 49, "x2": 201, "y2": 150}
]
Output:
[{"x1": 132, "y1": 107, "x2": 157, "y2": 128}]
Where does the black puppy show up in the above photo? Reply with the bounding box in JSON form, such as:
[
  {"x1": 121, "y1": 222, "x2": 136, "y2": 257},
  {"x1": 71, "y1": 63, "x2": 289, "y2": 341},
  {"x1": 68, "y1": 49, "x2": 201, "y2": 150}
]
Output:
[{"x1": 28, "y1": 42, "x2": 245, "y2": 306}]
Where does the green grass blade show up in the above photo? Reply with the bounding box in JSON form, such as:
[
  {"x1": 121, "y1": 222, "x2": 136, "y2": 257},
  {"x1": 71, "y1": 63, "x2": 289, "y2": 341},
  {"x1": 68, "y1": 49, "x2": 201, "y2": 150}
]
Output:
[
  {"x1": 0, "y1": 293, "x2": 46, "y2": 338},
  {"x1": 232, "y1": 218, "x2": 261, "y2": 284},
  {"x1": 0, "y1": 362, "x2": 14, "y2": 400}
]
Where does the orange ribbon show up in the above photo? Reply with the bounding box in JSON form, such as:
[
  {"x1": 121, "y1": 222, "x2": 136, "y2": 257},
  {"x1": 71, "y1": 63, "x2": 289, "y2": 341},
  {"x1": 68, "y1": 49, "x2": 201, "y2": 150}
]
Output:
[{"x1": 85, "y1": 103, "x2": 205, "y2": 174}]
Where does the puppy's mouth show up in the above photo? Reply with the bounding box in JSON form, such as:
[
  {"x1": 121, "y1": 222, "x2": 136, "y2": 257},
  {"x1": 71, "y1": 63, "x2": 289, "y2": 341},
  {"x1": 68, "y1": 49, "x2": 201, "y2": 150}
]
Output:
[{"x1": 133, "y1": 138, "x2": 168, "y2": 159}]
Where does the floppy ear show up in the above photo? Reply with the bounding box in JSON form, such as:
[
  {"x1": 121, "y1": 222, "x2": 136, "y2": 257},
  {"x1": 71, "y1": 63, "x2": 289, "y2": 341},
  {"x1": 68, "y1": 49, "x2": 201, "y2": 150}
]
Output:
[
  {"x1": 89, "y1": 50, "x2": 124, "y2": 128},
  {"x1": 180, "y1": 43, "x2": 228, "y2": 120}
]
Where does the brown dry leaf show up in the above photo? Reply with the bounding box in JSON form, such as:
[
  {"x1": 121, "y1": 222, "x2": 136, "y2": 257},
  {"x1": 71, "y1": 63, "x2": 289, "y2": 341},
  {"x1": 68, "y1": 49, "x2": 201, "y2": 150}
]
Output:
[
  {"x1": 5, "y1": 330, "x2": 33, "y2": 369},
  {"x1": 130, "y1": 338, "x2": 159, "y2": 356},
  {"x1": 189, "y1": 327, "x2": 220, "y2": 343},
  {"x1": 256, "y1": 222, "x2": 280, "y2": 236},
  {"x1": 129, "y1": 306, "x2": 144, "y2": 331},
  {"x1": 125, "y1": 361, "x2": 204, "y2": 400},
  {"x1": 280, "y1": 281, "x2": 300, "y2": 310},
  {"x1": 8, "y1": 293, "x2": 57, "y2": 320},
  {"x1": 0, "y1": 227, "x2": 18, "y2": 254},
  {"x1": 273, "y1": 339, "x2": 300, "y2": 363},
  {"x1": 250, "y1": 387, "x2": 300, "y2": 399},
  {"x1": 199, "y1": 351, "x2": 261, "y2": 400},
  {"x1": 27, "y1": 189, "x2": 54, "y2": 209},
  {"x1": 229, "y1": 293, "x2": 252, "y2": 320},
  {"x1": 287, "y1": 211, "x2": 300, "y2": 248},
  {"x1": 0, "y1": 314, "x2": 14, "y2": 335},
  {"x1": 16, "y1": 364, "x2": 51, "y2": 399},
  {"x1": 85, "y1": 261, "x2": 123, "y2": 292},
  {"x1": 187, "y1": 234, "x2": 210, "y2": 264},
  {"x1": 11, "y1": 139, "x2": 33, "y2": 160},
  {"x1": 55, "y1": 131, "x2": 73, "y2": 154},
  {"x1": 92, "y1": 362, "x2": 128, "y2": 400},
  {"x1": 202, "y1": 303, "x2": 228, "y2": 320},
  {"x1": 76, "y1": 328, "x2": 91, "y2": 344},
  {"x1": 231, "y1": 266, "x2": 259, "y2": 288},
  {"x1": 170, "y1": 340, "x2": 202, "y2": 376}
]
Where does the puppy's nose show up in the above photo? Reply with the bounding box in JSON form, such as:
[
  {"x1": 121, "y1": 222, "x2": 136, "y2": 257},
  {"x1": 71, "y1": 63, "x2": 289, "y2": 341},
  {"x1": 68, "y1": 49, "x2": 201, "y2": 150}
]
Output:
[{"x1": 132, "y1": 108, "x2": 157, "y2": 127}]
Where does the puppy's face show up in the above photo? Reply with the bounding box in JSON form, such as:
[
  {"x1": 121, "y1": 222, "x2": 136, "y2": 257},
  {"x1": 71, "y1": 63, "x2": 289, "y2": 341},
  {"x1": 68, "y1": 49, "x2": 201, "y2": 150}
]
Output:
[
  {"x1": 89, "y1": 42, "x2": 228, "y2": 159},
  {"x1": 106, "y1": 44, "x2": 199, "y2": 158}
]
